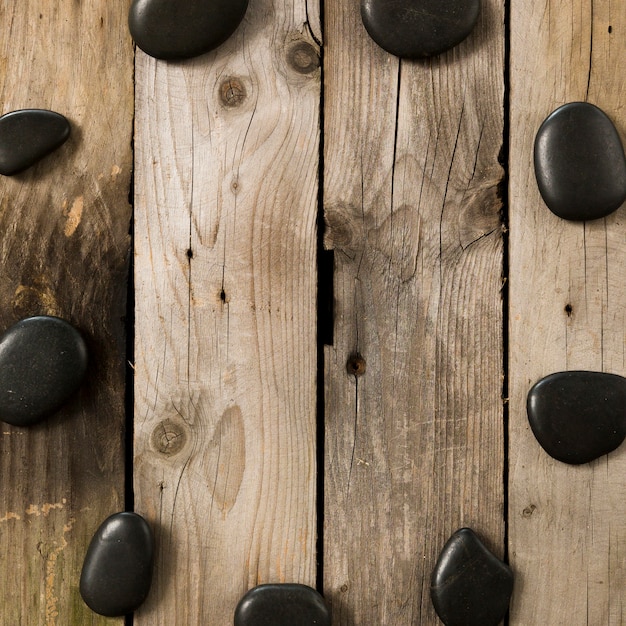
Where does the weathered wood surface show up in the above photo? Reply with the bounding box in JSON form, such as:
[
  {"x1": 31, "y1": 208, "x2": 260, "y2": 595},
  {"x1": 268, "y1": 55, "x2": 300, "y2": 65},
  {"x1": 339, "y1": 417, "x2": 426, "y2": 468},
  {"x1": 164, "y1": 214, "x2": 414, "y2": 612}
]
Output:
[
  {"x1": 133, "y1": 0, "x2": 321, "y2": 623},
  {"x1": 322, "y1": 0, "x2": 505, "y2": 622},
  {"x1": 509, "y1": 0, "x2": 626, "y2": 623},
  {"x1": 0, "y1": 1, "x2": 133, "y2": 624}
]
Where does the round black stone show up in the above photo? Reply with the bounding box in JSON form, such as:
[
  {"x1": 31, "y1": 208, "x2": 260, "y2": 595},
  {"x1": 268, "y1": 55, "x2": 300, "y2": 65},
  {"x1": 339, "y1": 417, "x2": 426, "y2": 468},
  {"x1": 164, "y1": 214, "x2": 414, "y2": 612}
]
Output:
[
  {"x1": 527, "y1": 370, "x2": 626, "y2": 464},
  {"x1": 0, "y1": 316, "x2": 88, "y2": 426},
  {"x1": 534, "y1": 102, "x2": 626, "y2": 220},
  {"x1": 129, "y1": 0, "x2": 249, "y2": 60},
  {"x1": 0, "y1": 109, "x2": 70, "y2": 175},
  {"x1": 80, "y1": 512, "x2": 154, "y2": 617},
  {"x1": 234, "y1": 584, "x2": 330, "y2": 626},
  {"x1": 431, "y1": 528, "x2": 513, "y2": 626},
  {"x1": 361, "y1": 0, "x2": 480, "y2": 58}
]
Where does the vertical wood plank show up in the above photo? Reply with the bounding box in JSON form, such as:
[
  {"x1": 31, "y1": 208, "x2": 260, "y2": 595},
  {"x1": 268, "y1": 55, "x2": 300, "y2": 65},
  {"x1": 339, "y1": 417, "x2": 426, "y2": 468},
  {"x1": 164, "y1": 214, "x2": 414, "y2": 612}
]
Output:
[
  {"x1": 509, "y1": 0, "x2": 626, "y2": 623},
  {"x1": 0, "y1": 1, "x2": 133, "y2": 624},
  {"x1": 323, "y1": 0, "x2": 505, "y2": 623},
  {"x1": 133, "y1": 0, "x2": 320, "y2": 623}
]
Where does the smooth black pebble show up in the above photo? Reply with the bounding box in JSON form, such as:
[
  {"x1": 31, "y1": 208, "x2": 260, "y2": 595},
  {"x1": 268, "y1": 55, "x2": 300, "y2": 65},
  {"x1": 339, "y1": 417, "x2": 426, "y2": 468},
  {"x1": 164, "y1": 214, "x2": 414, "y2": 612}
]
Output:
[
  {"x1": 234, "y1": 584, "x2": 330, "y2": 626},
  {"x1": 361, "y1": 0, "x2": 480, "y2": 58},
  {"x1": 431, "y1": 528, "x2": 513, "y2": 626},
  {"x1": 0, "y1": 109, "x2": 70, "y2": 175},
  {"x1": 534, "y1": 102, "x2": 626, "y2": 220},
  {"x1": 0, "y1": 316, "x2": 87, "y2": 426},
  {"x1": 527, "y1": 370, "x2": 626, "y2": 464},
  {"x1": 129, "y1": 0, "x2": 249, "y2": 60},
  {"x1": 80, "y1": 512, "x2": 154, "y2": 617}
]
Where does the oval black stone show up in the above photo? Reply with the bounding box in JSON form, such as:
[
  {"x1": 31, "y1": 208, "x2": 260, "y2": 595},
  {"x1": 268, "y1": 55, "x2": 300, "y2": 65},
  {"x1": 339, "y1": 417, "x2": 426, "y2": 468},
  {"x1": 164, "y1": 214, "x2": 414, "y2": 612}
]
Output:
[
  {"x1": 534, "y1": 102, "x2": 626, "y2": 220},
  {"x1": 361, "y1": 0, "x2": 480, "y2": 58},
  {"x1": 80, "y1": 512, "x2": 154, "y2": 617},
  {"x1": 0, "y1": 316, "x2": 88, "y2": 426},
  {"x1": 0, "y1": 109, "x2": 70, "y2": 175},
  {"x1": 431, "y1": 528, "x2": 513, "y2": 626},
  {"x1": 527, "y1": 370, "x2": 626, "y2": 464},
  {"x1": 129, "y1": 0, "x2": 249, "y2": 60},
  {"x1": 234, "y1": 584, "x2": 330, "y2": 626}
]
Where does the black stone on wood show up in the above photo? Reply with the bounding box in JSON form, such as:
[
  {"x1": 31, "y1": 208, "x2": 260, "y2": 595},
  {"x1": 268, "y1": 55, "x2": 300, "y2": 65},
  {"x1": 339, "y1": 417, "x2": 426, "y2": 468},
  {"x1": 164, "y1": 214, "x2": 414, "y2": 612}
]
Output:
[
  {"x1": 361, "y1": 0, "x2": 480, "y2": 58},
  {"x1": 431, "y1": 527, "x2": 513, "y2": 626},
  {"x1": 80, "y1": 512, "x2": 154, "y2": 617},
  {"x1": 129, "y1": 0, "x2": 249, "y2": 60},
  {"x1": 0, "y1": 109, "x2": 70, "y2": 175},
  {"x1": 534, "y1": 102, "x2": 626, "y2": 220},
  {"x1": 234, "y1": 583, "x2": 331, "y2": 626},
  {"x1": 0, "y1": 316, "x2": 87, "y2": 426},
  {"x1": 527, "y1": 370, "x2": 626, "y2": 464}
]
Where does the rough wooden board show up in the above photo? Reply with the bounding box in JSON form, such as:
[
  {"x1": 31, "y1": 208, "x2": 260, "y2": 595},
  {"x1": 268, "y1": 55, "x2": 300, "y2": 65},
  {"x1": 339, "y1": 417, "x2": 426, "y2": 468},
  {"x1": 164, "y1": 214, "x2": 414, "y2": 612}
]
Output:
[
  {"x1": 323, "y1": 0, "x2": 505, "y2": 623},
  {"x1": 0, "y1": 1, "x2": 133, "y2": 624},
  {"x1": 133, "y1": 0, "x2": 320, "y2": 623},
  {"x1": 509, "y1": 0, "x2": 626, "y2": 623}
]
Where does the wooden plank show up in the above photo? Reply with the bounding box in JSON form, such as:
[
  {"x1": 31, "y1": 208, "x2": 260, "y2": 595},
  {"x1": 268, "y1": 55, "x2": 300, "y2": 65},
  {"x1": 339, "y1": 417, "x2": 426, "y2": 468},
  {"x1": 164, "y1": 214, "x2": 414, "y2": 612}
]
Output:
[
  {"x1": 509, "y1": 0, "x2": 626, "y2": 623},
  {"x1": 323, "y1": 0, "x2": 505, "y2": 623},
  {"x1": 133, "y1": 0, "x2": 320, "y2": 623},
  {"x1": 0, "y1": 1, "x2": 133, "y2": 624}
]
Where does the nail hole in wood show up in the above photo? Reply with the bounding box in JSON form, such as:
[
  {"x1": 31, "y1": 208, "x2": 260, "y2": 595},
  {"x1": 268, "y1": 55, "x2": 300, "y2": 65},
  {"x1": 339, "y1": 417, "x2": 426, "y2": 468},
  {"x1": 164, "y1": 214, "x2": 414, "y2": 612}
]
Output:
[
  {"x1": 186, "y1": 248, "x2": 194, "y2": 259},
  {"x1": 565, "y1": 303, "x2": 573, "y2": 316},
  {"x1": 346, "y1": 353, "x2": 366, "y2": 377}
]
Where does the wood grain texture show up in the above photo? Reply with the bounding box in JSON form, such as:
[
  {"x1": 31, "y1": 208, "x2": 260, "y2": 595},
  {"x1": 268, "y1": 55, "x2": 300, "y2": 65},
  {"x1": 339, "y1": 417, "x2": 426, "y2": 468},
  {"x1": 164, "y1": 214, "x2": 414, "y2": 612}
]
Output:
[
  {"x1": 133, "y1": 1, "x2": 320, "y2": 623},
  {"x1": 0, "y1": 1, "x2": 133, "y2": 624},
  {"x1": 509, "y1": 0, "x2": 626, "y2": 623},
  {"x1": 323, "y1": 0, "x2": 505, "y2": 623}
]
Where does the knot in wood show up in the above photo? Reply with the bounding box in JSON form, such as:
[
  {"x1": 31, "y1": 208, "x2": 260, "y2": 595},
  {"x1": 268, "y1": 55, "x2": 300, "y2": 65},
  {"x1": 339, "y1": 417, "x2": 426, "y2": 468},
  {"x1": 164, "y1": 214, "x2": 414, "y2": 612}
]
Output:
[
  {"x1": 219, "y1": 78, "x2": 247, "y2": 107},
  {"x1": 152, "y1": 418, "x2": 187, "y2": 456},
  {"x1": 288, "y1": 42, "x2": 320, "y2": 74},
  {"x1": 346, "y1": 353, "x2": 366, "y2": 377}
]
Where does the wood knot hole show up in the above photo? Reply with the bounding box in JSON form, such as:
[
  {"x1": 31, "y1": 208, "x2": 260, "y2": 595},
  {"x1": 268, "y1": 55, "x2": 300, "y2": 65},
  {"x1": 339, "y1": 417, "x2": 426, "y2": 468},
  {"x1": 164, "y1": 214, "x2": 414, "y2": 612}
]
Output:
[
  {"x1": 608, "y1": 25, "x2": 613, "y2": 33},
  {"x1": 288, "y1": 42, "x2": 320, "y2": 74},
  {"x1": 346, "y1": 353, "x2": 366, "y2": 377},
  {"x1": 219, "y1": 78, "x2": 247, "y2": 107},
  {"x1": 565, "y1": 303, "x2": 573, "y2": 316},
  {"x1": 186, "y1": 248, "x2": 194, "y2": 259},
  {"x1": 152, "y1": 419, "x2": 187, "y2": 456}
]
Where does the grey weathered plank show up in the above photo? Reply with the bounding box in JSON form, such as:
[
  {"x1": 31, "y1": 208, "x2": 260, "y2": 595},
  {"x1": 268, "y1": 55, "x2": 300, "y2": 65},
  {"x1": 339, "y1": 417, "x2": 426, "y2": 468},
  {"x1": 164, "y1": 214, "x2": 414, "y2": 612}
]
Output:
[
  {"x1": 508, "y1": 0, "x2": 626, "y2": 622},
  {"x1": 323, "y1": 0, "x2": 506, "y2": 623},
  {"x1": 133, "y1": 0, "x2": 321, "y2": 623},
  {"x1": 0, "y1": 1, "x2": 133, "y2": 624}
]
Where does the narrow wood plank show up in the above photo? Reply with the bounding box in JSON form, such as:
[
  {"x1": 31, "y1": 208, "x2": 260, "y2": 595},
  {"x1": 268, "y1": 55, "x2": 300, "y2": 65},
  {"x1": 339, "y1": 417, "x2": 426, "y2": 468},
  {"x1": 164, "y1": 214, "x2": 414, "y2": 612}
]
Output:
[
  {"x1": 509, "y1": 0, "x2": 626, "y2": 623},
  {"x1": 323, "y1": 1, "x2": 505, "y2": 623},
  {"x1": 0, "y1": 1, "x2": 133, "y2": 624},
  {"x1": 133, "y1": 1, "x2": 320, "y2": 623}
]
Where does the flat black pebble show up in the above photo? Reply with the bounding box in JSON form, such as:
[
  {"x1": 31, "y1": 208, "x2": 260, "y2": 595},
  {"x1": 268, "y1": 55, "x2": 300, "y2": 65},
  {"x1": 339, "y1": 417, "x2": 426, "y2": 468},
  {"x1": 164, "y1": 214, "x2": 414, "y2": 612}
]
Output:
[
  {"x1": 0, "y1": 109, "x2": 70, "y2": 175},
  {"x1": 534, "y1": 102, "x2": 626, "y2": 220},
  {"x1": 234, "y1": 584, "x2": 330, "y2": 626},
  {"x1": 527, "y1": 371, "x2": 626, "y2": 464},
  {"x1": 431, "y1": 528, "x2": 513, "y2": 626},
  {"x1": 129, "y1": 0, "x2": 249, "y2": 60},
  {"x1": 361, "y1": 0, "x2": 480, "y2": 57},
  {"x1": 80, "y1": 512, "x2": 154, "y2": 617},
  {"x1": 0, "y1": 316, "x2": 87, "y2": 426}
]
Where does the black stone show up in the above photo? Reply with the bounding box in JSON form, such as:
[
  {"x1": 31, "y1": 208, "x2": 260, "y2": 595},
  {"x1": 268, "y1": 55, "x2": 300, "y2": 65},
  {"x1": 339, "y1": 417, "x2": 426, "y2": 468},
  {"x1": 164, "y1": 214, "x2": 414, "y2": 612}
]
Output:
[
  {"x1": 234, "y1": 584, "x2": 330, "y2": 626},
  {"x1": 0, "y1": 316, "x2": 88, "y2": 426},
  {"x1": 0, "y1": 109, "x2": 70, "y2": 175},
  {"x1": 527, "y1": 371, "x2": 626, "y2": 464},
  {"x1": 534, "y1": 102, "x2": 626, "y2": 220},
  {"x1": 80, "y1": 512, "x2": 154, "y2": 617},
  {"x1": 431, "y1": 528, "x2": 513, "y2": 626},
  {"x1": 361, "y1": 0, "x2": 480, "y2": 58},
  {"x1": 129, "y1": 0, "x2": 249, "y2": 60}
]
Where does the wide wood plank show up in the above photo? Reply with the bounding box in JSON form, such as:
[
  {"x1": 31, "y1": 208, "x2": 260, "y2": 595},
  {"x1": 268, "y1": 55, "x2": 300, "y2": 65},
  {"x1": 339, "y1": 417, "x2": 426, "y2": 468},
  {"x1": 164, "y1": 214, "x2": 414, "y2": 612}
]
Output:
[
  {"x1": 0, "y1": 1, "x2": 133, "y2": 624},
  {"x1": 323, "y1": 0, "x2": 505, "y2": 623},
  {"x1": 133, "y1": 0, "x2": 320, "y2": 623},
  {"x1": 509, "y1": 0, "x2": 626, "y2": 623}
]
